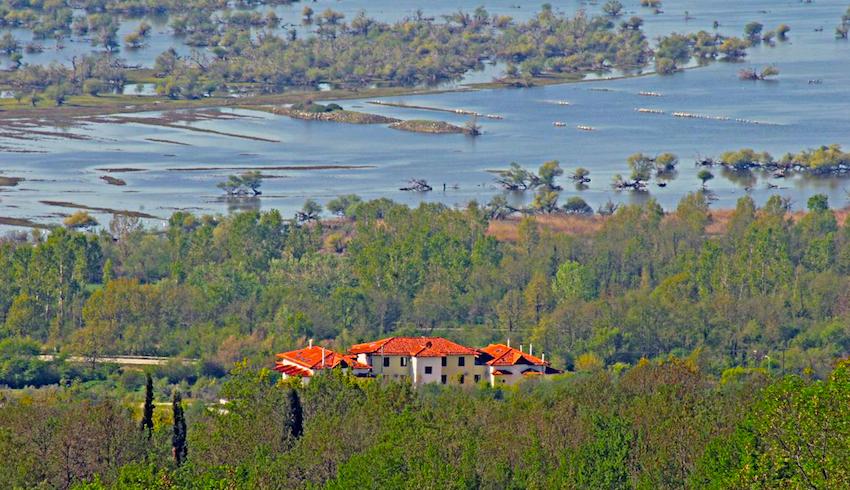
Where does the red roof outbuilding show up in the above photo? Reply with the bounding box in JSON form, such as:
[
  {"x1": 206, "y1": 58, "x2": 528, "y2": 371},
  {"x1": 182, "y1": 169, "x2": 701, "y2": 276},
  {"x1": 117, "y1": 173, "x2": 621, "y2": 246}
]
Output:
[
  {"x1": 477, "y1": 344, "x2": 548, "y2": 367},
  {"x1": 274, "y1": 345, "x2": 370, "y2": 375}
]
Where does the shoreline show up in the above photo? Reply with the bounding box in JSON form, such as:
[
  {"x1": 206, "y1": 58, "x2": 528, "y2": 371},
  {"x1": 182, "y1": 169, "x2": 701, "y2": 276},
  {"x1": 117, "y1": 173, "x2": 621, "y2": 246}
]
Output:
[
  {"x1": 0, "y1": 65, "x2": 686, "y2": 124},
  {"x1": 4, "y1": 205, "x2": 848, "y2": 234}
]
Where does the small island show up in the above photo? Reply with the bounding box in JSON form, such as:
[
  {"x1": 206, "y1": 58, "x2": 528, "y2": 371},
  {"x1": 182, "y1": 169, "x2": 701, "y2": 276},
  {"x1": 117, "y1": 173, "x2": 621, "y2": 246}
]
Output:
[
  {"x1": 389, "y1": 119, "x2": 469, "y2": 134},
  {"x1": 263, "y1": 102, "x2": 400, "y2": 124}
]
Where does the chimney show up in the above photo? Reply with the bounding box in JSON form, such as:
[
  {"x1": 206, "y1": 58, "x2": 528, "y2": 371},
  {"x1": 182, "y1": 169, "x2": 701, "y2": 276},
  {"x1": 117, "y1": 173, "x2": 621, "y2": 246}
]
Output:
[
  {"x1": 507, "y1": 338, "x2": 511, "y2": 348},
  {"x1": 542, "y1": 353, "x2": 546, "y2": 364},
  {"x1": 520, "y1": 344, "x2": 524, "y2": 353},
  {"x1": 309, "y1": 338, "x2": 313, "y2": 347},
  {"x1": 321, "y1": 347, "x2": 325, "y2": 369},
  {"x1": 529, "y1": 344, "x2": 533, "y2": 356}
]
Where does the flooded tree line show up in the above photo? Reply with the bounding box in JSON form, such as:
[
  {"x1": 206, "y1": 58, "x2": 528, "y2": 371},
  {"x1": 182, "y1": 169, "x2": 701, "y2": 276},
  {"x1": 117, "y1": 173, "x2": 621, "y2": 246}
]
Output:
[{"x1": 0, "y1": 5, "x2": 758, "y2": 106}]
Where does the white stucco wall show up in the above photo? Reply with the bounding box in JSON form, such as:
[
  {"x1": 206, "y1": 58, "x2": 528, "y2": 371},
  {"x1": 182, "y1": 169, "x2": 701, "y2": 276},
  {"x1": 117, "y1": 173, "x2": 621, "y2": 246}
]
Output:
[
  {"x1": 412, "y1": 356, "x2": 442, "y2": 385},
  {"x1": 489, "y1": 364, "x2": 545, "y2": 386}
]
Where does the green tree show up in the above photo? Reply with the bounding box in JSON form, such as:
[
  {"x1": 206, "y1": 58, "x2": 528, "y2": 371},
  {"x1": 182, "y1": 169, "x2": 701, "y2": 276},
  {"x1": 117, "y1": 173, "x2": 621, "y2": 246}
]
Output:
[
  {"x1": 570, "y1": 415, "x2": 633, "y2": 489},
  {"x1": 602, "y1": 0, "x2": 624, "y2": 17},
  {"x1": 627, "y1": 153, "x2": 654, "y2": 183},
  {"x1": 552, "y1": 260, "x2": 595, "y2": 301},
  {"x1": 538, "y1": 160, "x2": 564, "y2": 190},
  {"x1": 693, "y1": 360, "x2": 850, "y2": 488},
  {"x1": 327, "y1": 194, "x2": 362, "y2": 216},
  {"x1": 296, "y1": 199, "x2": 323, "y2": 223},
  {"x1": 283, "y1": 388, "x2": 303, "y2": 441},
  {"x1": 141, "y1": 373, "x2": 155, "y2": 439},
  {"x1": 697, "y1": 169, "x2": 713, "y2": 188},
  {"x1": 562, "y1": 197, "x2": 593, "y2": 215},
  {"x1": 744, "y1": 22, "x2": 764, "y2": 41},
  {"x1": 172, "y1": 390, "x2": 187, "y2": 466}
]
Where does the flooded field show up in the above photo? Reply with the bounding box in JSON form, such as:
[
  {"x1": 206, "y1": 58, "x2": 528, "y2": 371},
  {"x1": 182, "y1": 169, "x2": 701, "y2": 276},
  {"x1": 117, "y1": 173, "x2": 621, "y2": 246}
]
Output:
[{"x1": 1, "y1": 0, "x2": 849, "y2": 228}]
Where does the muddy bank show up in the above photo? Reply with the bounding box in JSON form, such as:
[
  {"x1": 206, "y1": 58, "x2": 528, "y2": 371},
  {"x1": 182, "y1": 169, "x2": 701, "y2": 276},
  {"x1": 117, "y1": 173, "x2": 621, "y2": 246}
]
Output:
[
  {"x1": 166, "y1": 164, "x2": 375, "y2": 172},
  {"x1": 389, "y1": 120, "x2": 467, "y2": 134},
  {"x1": 0, "y1": 216, "x2": 52, "y2": 229},
  {"x1": 39, "y1": 201, "x2": 161, "y2": 220},
  {"x1": 145, "y1": 138, "x2": 192, "y2": 146},
  {"x1": 100, "y1": 175, "x2": 127, "y2": 186},
  {"x1": 261, "y1": 106, "x2": 400, "y2": 124},
  {"x1": 85, "y1": 112, "x2": 280, "y2": 143},
  {"x1": 97, "y1": 168, "x2": 146, "y2": 173},
  {"x1": 0, "y1": 176, "x2": 24, "y2": 187}
]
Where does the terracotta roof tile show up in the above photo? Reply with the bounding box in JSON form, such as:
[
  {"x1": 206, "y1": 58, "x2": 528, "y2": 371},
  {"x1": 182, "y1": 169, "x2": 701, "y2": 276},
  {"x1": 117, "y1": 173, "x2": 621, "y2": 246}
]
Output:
[
  {"x1": 478, "y1": 344, "x2": 547, "y2": 367},
  {"x1": 349, "y1": 337, "x2": 478, "y2": 357},
  {"x1": 276, "y1": 345, "x2": 370, "y2": 371},
  {"x1": 274, "y1": 363, "x2": 313, "y2": 377}
]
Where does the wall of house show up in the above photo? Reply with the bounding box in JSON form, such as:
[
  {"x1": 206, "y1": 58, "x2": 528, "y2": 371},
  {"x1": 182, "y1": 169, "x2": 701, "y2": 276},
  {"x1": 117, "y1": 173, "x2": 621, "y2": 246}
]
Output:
[
  {"x1": 411, "y1": 357, "x2": 442, "y2": 385},
  {"x1": 489, "y1": 365, "x2": 545, "y2": 386},
  {"x1": 367, "y1": 354, "x2": 412, "y2": 381},
  {"x1": 441, "y1": 354, "x2": 484, "y2": 386}
]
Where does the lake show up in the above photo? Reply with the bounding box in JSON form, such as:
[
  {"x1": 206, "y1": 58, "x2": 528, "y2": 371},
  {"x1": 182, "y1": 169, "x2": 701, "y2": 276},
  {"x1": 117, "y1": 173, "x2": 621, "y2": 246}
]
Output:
[{"x1": 1, "y1": 0, "x2": 849, "y2": 228}]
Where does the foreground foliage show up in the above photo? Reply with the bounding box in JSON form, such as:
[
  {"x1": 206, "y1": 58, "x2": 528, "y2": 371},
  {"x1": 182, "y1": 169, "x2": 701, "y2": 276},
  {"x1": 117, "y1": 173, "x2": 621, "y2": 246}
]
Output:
[{"x1": 1, "y1": 360, "x2": 846, "y2": 488}]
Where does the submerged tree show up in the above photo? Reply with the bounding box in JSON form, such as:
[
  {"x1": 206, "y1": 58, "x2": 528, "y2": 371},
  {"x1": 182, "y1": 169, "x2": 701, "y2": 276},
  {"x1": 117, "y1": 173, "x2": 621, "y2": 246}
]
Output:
[
  {"x1": 538, "y1": 160, "x2": 564, "y2": 190},
  {"x1": 296, "y1": 199, "x2": 323, "y2": 223},
  {"x1": 64, "y1": 211, "x2": 98, "y2": 231},
  {"x1": 738, "y1": 65, "x2": 779, "y2": 81},
  {"x1": 571, "y1": 167, "x2": 591, "y2": 183},
  {"x1": 744, "y1": 21, "x2": 764, "y2": 42},
  {"x1": 217, "y1": 171, "x2": 263, "y2": 196},
  {"x1": 496, "y1": 163, "x2": 537, "y2": 191},
  {"x1": 602, "y1": 0, "x2": 624, "y2": 17},
  {"x1": 464, "y1": 116, "x2": 482, "y2": 136},
  {"x1": 698, "y1": 169, "x2": 714, "y2": 188},
  {"x1": 486, "y1": 194, "x2": 514, "y2": 220}
]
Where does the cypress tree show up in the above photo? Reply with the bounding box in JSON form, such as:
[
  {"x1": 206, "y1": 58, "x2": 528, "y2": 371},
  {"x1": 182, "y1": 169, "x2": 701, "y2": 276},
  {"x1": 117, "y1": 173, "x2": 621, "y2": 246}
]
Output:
[
  {"x1": 140, "y1": 373, "x2": 155, "y2": 439},
  {"x1": 284, "y1": 388, "x2": 303, "y2": 441},
  {"x1": 172, "y1": 390, "x2": 187, "y2": 466}
]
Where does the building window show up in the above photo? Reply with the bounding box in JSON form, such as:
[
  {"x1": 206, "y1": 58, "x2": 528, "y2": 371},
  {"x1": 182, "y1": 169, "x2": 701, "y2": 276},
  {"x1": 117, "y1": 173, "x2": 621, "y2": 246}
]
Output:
[
  {"x1": 441, "y1": 357, "x2": 447, "y2": 367},
  {"x1": 474, "y1": 375, "x2": 480, "y2": 383},
  {"x1": 400, "y1": 357, "x2": 408, "y2": 367},
  {"x1": 425, "y1": 366, "x2": 433, "y2": 374},
  {"x1": 459, "y1": 375, "x2": 465, "y2": 384},
  {"x1": 441, "y1": 375, "x2": 447, "y2": 384},
  {"x1": 383, "y1": 357, "x2": 390, "y2": 367},
  {"x1": 458, "y1": 357, "x2": 465, "y2": 367}
]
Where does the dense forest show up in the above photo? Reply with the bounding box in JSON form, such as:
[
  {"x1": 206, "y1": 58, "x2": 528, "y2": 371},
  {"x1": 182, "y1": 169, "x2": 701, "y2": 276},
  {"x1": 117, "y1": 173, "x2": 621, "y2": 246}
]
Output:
[
  {"x1": 3, "y1": 192, "x2": 850, "y2": 387},
  {"x1": 1, "y1": 192, "x2": 850, "y2": 487}
]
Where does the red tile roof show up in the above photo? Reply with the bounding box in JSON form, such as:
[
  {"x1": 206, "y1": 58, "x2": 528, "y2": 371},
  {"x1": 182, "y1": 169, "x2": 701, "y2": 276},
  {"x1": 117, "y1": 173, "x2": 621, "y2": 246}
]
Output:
[
  {"x1": 275, "y1": 364, "x2": 313, "y2": 377},
  {"x1": 275, "y1": 345, "x2": 370, "y2": 373},
  {"x1": 478, "y1": 344, "x2": 547, "y2": 367},
  {"x1": 349, "y1": 337, "x2": 478, "y2": 357}
]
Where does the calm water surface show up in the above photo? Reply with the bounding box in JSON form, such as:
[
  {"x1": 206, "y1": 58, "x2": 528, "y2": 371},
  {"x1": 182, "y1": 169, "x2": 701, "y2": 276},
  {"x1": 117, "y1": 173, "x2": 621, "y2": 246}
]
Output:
[{"x1": 1, "y1": 0, "x2": 849, "y2": 228}]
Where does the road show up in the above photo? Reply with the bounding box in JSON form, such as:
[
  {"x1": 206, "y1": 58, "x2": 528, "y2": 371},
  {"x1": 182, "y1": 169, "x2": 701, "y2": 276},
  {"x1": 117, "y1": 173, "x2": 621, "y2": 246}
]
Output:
[{"x1": 37, "y1": 355, "x2": 196, "y2": 366}]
